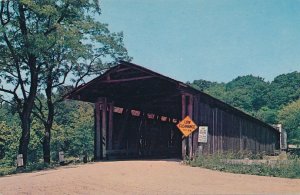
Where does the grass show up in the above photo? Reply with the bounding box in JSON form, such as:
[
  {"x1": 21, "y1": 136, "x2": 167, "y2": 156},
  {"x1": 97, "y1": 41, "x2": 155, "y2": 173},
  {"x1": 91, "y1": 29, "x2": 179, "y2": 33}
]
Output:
[
  {"x1": 0, "y1": 162, "x2": 58, "y2": 176},
  {"x1": 186, "y1": 152, "x2": 300, "y2": 179},
  {"x1": 0, "y1": 156, "x2": 91, "y2": 177}
]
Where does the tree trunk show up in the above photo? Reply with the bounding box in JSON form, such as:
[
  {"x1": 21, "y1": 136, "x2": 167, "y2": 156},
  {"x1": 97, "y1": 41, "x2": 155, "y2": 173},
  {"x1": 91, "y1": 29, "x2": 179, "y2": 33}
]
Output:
[
  {"x1": 43, "y1": 125, "x2": 51, "y2": 164},
  {"x1": 18, "y1": 116, "x2": 31, "y2": 166},
  {"x1": 17, "y1": 56, "x2": 38, "y2": 166},
  {"x1": 43, "y1": 70, "x2": 54, "y2": 164}
]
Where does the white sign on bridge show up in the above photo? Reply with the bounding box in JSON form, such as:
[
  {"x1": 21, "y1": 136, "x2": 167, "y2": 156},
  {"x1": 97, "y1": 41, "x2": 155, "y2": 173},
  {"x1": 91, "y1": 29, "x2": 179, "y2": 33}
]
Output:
[{"x1": 198, "y1": 126, "x2": 208, "y2": 143}]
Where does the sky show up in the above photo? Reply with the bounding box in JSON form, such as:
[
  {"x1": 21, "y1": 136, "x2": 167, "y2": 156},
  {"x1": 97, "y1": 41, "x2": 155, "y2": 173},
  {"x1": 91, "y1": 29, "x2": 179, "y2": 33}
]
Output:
[{"x1": 99, "y1": 0, "x2": 300, "y2": 83}]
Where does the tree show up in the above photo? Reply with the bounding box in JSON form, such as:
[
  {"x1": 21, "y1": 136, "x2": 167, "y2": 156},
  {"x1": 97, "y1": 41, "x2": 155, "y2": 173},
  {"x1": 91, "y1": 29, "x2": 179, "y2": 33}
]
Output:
[
  {"x1": 224, "y1": 75, "x2": 269, "y2": 112},
  {"x1": 0, "y1": 0, "x2": 130, "y2": 165},
  {"x1": 268, "y1": 72, "x2": 300, "y2": 109},
  {"x1": 32, "y1": 3, "x2": 130, "y2": 163},
  {"x1": 48, "y1": 100, "x2": 94, "y2": 162},
  {"x1": 36, "y1": 6, "x2": 130, "y2": 163},
  {"x1": 189, "y1": 79, "x2": 221, "y2": 91},
  {"x1": 255, "y1": 106, "x2": 277, "y2": 124},
  {"x1": 0, "y1": 0, "x2": 44, "y2": 166},
  {"x1": 278, "y1": 99, "x2": 300, "y2": 145}
]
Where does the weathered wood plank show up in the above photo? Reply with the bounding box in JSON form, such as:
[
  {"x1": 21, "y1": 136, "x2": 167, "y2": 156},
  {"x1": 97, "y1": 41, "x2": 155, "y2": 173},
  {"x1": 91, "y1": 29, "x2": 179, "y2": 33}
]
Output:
[
  {"x1": 181, "y1": 94, "x2": 187, "y2": 159},
  {"x1": 100, "y1": 75, "x2": 154, "y2": 83},
  {"x1": 94, "y1": 102, "x2": 101, "y2": 160},
  {"x1": 108, "y1": 101, "x2": 114, "y2": 150},
  {"x1": 101, "y1": 97, "x2": 107, "y2": 159},
  {"x1": 193, "y1": 95, "x2": 200, "y2": 156},
  {"x1": 188, "y1": 95, "x2": 193, "y2": 158}
]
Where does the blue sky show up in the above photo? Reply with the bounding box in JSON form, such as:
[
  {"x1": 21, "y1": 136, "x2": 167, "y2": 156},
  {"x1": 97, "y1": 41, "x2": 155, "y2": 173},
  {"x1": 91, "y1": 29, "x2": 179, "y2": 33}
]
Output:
[{"x1": 99, "y1": 0, "x2": 300, "y2": 83}]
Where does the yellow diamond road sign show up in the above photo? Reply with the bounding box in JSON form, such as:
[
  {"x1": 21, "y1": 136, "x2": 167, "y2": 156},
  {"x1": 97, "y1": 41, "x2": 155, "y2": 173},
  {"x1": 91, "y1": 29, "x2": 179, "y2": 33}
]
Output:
[{"x1": 177, "y1": 116, "x2": 198, "y2": 137}]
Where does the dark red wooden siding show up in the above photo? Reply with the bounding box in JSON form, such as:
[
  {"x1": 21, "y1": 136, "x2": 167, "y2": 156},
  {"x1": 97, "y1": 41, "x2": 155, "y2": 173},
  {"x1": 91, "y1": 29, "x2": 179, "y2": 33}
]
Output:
[{"x1": 192, "y1": 94, "x2": 279, "y2": 155}]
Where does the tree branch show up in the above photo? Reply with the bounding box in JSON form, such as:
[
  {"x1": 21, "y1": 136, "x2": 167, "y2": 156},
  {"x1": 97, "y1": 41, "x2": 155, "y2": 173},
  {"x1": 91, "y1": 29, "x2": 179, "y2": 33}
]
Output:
[
  {"x1": 0, "y1": 86, "x2": 22, "y2": 114},
  {"x1": 32, "y1": 110, "x2": 47, "y2": 124},
  {"x1": 44, "y1": 3, "x2": 69, "y2": 36},
  {"x1": 18, "y1": 2, "x2": 29, "y2": 48},
  {"x1": 3, "y1": 33, "x2": 27, "y2": 100},
  {"x1": 0, "y1": 0, "x2": 10, "y2": 26},
  {"x1": 34, "y1": 96, "x2": 46, "y2": 121},
  {"x1": 0, "y1": 67, "x2": 18, "y2": 79},
  {"x1": 53, "y1": 64, "x2": 73, "y2": 88},
  {"x1": 0, "y1": 97, "x2": 14, "y2": 107},
  {"x1": 75, "y1": 54, "x2": 103, "y2": 87},
  {"x1": 0, "y1": 87, "x2": 16, "y2": 95}
]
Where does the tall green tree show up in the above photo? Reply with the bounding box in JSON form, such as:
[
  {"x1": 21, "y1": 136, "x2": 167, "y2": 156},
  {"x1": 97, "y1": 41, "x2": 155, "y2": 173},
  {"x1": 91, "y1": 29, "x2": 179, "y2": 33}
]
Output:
[
  {"x1": 0, "y1": 0, "x2": 45, "y2": 165},
  {"x1": 31, "y1": 1, "x2": 130, "y2": 163},
  {"x1": 0, "y1": 0, "x2": 130, "y2": 165}
]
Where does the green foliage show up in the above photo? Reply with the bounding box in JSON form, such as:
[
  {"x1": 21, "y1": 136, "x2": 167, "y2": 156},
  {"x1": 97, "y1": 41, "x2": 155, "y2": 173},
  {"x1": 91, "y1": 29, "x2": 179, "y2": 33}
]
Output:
[
  {"x1": 51, "y1": 101, "x2": 94, "y2": 160},
  {"x1": 0, "y1": 0, "x2": 130, "y2": 165},
  {"x1": 66, "y1": 103, "x2": 94, "y2": 157},
  {"x1": 187, "y1": 153, "x2": 300, "y2": 178},
  {"x1": 0, "y1": 166, "x2": 17, "y2": 176},
  {"x1": 0, "y1": 162, "x2": 57, "y2": 176},
  {"x1": 189, "y1": 79, "x2": 222, "y2": 91},
  {"x1": 0, "y1": 104, "x2": 22, "y2": 166},
  {"x1": 254, "y1": 107, "x2": 278, "y2": 124},
  {"x1": 221, "y1": 75, "x2": 269, "y2": 112},
  {"x1": 0, "y1": 99, "x2": 94, "y2": 168},
  {"x1": 190, "y1": 71, "x2": 300, "y2": 144},
  {"x1": 267, "y1": 72, "x2": 300, "y2": 109},
  {"x1": 0, "y1": 106, "x2": 48, "y2": 166},
  {"x1": 0, "y1": 121, "x2": 21, "y2": 166},
  {"x1": 191, "y1": 72, "x2": 300, "y2": 118},
  {"x1": 27, "y1": 119, "x2": 44, "y2": 163},
  {"x1": 278, "y1": 99, "x2": 300, "y2": 144}
]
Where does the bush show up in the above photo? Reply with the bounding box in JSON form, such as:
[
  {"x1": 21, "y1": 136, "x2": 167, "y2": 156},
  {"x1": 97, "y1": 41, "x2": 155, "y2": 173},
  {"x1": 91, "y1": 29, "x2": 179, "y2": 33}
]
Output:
[{"x1": 0, "y1": 166, "x2": 17, "y2": 176}]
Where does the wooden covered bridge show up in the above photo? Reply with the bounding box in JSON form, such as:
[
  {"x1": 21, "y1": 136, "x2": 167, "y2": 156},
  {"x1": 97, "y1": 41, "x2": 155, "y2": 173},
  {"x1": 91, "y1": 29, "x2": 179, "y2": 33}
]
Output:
[{"x1": 65, "y1": 61, "x2": 280, "y2": 160}]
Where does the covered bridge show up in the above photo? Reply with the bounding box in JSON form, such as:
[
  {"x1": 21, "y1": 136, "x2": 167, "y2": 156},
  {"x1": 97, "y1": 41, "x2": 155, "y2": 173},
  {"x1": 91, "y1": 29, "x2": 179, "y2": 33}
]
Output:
[{"x1": 65, "y1": 61, "x2": 280, "y2": 160}]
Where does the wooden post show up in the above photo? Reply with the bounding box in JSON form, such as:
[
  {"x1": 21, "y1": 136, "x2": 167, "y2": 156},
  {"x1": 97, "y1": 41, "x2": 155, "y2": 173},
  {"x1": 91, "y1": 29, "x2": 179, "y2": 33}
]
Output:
[
  {"x1": 101, "y1": 97, "x2": 107, "y2": 159},
  {"x1": 181, "y1": 94, "x2": 187, "y2": 160},
  {"x1": 239, "y1": 119, "x2": 242, "y2": 151},
  {"x1": 108, "y1": 101, "x2": 114, "y2": 150},
  {"x1": 187, "y1": 95, "x2": 193, "y2": 159},
  {"x1": 94, "y1": 102, "x2": 101, "y2": 160},
  {"x1": 94, "y1": 107, "x2": 96, "y2": 160},
  {"x1": 193, "y1": 95, "x2": 200, "y2": 156},
  {"x1": 116, "y1": 109, "x2": 129, "y2": 149}
]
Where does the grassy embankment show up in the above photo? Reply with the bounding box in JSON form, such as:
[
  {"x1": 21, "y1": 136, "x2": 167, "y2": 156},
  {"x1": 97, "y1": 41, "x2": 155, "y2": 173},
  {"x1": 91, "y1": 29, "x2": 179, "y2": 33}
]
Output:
[
  {"x1": 0, "y1": 157, "x2": 88, "y2": 176},
  {"x1": 0, "y1": 162, "x2": 56, "y2": 176},
  {"x1": 186, "y1": 152, "x2": 300, "y2": 178}
]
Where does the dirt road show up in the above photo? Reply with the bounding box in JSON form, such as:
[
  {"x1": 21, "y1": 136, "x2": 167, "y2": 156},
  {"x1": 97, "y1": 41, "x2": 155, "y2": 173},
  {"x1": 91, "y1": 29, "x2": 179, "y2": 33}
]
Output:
[{"x1": 1, "y1": 159, "x2": 300, "y2": 194}]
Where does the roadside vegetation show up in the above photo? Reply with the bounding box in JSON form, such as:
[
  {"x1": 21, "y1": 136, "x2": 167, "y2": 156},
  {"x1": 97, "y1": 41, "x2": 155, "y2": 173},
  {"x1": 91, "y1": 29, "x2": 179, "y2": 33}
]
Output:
[
  {"x1": 0, "y1": 162, "x2": 54, "y2": 176},
  {"x1": 0, "y1": 156, "x2": 93, "y2": 176},
  {"x1": 1, "y1": 0, "x2": 299, "y2": 179},
  {"x1": 186, "y1": 152, "x2": 300, "y2": 179},
  {"x1": 0, "y1": 101, "x2": 95, "y2": 176}
]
